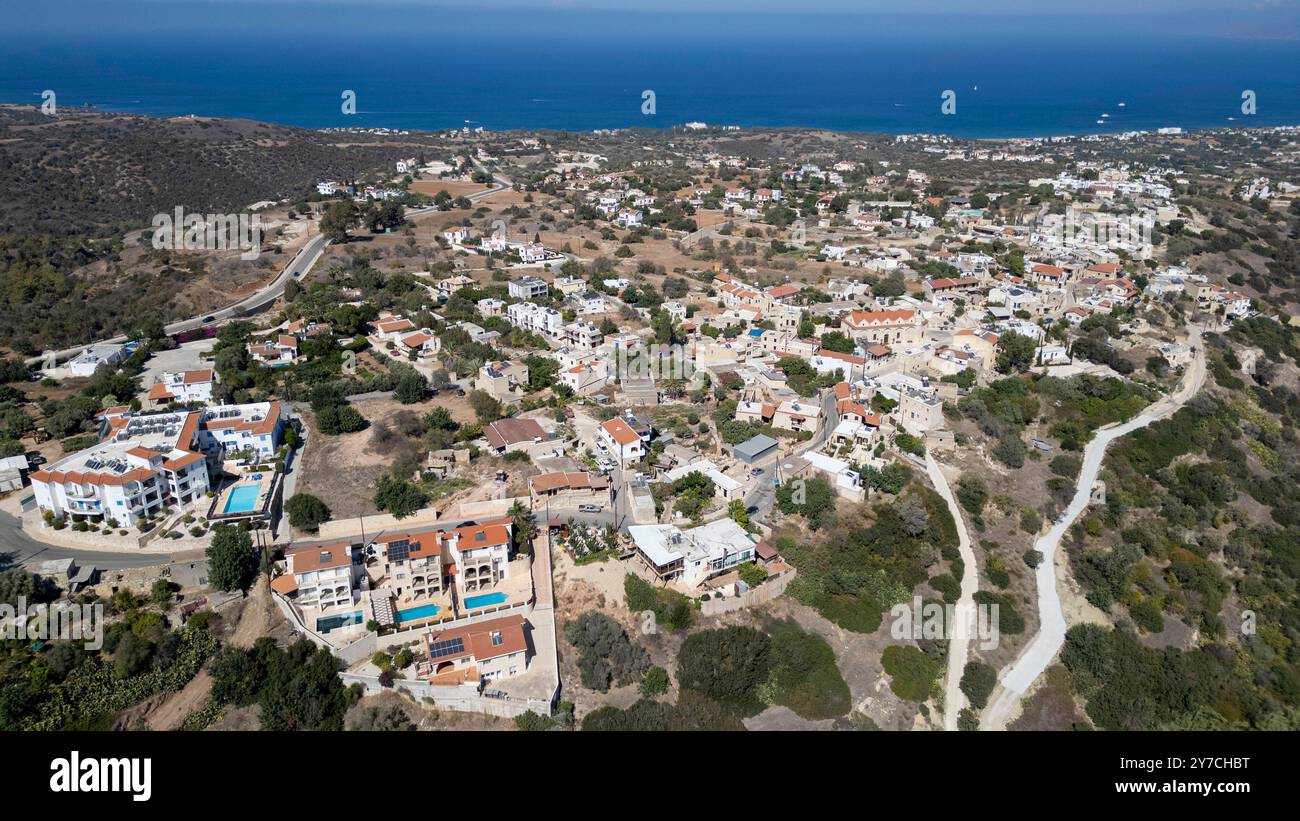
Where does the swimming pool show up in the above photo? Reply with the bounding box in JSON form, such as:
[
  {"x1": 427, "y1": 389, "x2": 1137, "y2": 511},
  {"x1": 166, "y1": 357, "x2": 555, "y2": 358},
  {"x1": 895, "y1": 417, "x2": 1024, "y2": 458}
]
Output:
[
  {"x1": 462, "y1": 592, "x2": 508, "y2": 609},
  {"x1": 222, "y1": 484, "x2": 261, "y2": 514},
  {"x1": 316, "y1": 611, "x2": 363, "y2": 633},
  {"x1": 395, "y1": 603, "x2": 442, "y2": 624}
]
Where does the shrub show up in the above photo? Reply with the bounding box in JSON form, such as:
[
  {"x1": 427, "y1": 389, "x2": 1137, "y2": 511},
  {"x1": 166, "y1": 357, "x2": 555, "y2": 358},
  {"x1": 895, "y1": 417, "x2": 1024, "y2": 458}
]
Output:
[
  {"x1": 564, "y1": 611, "x2": 649, "y2": 693},
  {"x1": 640, "y1": 666, "x2": 670, "y2": 697},
  {"x1": 959, "y1": 661, "x2": 997, "y2": 709},
  {"x1": 676, "y1": 626, "x2": 772, "y2": 715},
  {"x1": 880, "y1": 645, "x2": 939, "y2": 702},
  {"x1": 955, "y1": 476, "x2": 987, "y2": 516}
]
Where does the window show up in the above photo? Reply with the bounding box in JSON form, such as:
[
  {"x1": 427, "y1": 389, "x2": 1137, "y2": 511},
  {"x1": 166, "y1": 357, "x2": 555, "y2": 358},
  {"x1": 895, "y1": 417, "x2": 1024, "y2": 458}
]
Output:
[{"x1": 490, "y1": 631, "x2": 504, "y2": 646}]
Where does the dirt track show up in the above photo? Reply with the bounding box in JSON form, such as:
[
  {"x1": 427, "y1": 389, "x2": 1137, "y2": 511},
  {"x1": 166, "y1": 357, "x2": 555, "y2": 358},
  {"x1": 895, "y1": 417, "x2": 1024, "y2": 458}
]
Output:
[{"x1": 145, "y1": 579, "x2": 277, "y2": 731}]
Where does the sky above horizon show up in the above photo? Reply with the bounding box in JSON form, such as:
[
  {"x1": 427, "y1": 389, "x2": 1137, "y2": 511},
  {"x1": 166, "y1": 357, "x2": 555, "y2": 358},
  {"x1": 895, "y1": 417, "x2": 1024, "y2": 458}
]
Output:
[{"x1": 11, "y1": 0, "x2": 1300, "y2": 39}]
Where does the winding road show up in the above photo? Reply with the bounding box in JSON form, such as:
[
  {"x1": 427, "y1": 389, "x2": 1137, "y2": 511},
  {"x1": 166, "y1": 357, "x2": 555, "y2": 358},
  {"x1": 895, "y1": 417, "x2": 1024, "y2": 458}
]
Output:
[
  {"x1": 925, "y1": 453, "x2": 979, "y2": 730},
  {"x1": 981, "y1": 325, "x2": 1206, "y2": 730},
  {"x1": 26, "y1": 164, "x2": 511, "y2": 368}
]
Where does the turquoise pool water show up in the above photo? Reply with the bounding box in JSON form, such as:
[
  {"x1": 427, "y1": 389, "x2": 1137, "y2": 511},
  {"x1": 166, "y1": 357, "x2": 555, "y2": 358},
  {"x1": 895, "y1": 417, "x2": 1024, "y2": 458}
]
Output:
[
  {"x1": 462, "y1": 592, "x2": 508, "y2": 609},
  {"x1": 395, "y1": 603, "x2": 441, "y2": 623},
  {"x1": 316, "y1": 611, "x2": 362, "y2": 633},
  {"x1": 222, "y1": 484, "x2": 260, "y2": 514}
]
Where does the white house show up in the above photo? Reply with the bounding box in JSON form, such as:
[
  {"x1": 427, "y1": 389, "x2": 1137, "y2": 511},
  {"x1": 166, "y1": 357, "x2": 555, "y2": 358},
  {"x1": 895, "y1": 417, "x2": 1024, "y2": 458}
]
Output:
[
  {"x1": 597, "y1": 417, "x2": 644, "y2": 465},
  {"x1": 144, "y1": 370, "x2": 216, "y2": 409},
  {"x1": 628, "y1": 519, "x2": 758, "y2": 588},
  {"x1": 508, "y1": 276, "x2": 549, "y2": 300},
  {"x1": 68, "y1": 343, "x2": 127, "y2": 377}
]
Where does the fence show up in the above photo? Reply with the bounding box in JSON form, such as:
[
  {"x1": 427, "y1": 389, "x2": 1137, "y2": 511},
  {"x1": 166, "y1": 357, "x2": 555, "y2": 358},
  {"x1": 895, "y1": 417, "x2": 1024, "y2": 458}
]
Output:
[
  {"x1": 339, "y1": 671, "x2": 553, "y2": 719},
  {"x1": 699, "y1": 569, "x2": 797, "y2": 617}
]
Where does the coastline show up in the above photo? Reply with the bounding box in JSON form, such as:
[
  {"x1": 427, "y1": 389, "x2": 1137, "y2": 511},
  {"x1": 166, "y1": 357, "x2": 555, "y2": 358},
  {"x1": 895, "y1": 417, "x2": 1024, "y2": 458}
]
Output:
[{"x1": 3, "y1": 101, "x2": 1299, "y2": 143}]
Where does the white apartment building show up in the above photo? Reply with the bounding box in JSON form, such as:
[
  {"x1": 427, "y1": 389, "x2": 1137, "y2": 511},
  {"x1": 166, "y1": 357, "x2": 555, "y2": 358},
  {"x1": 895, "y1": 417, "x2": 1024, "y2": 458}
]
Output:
[
  {"x1": 193, "y1": 401, "x2": 286, "y2": 462},
  {"x1": 569, "y1": 291, "x2": 607, "y2": 316},
  {"x1": 34, "y1": 400, "x2": 282, "y2": 523},
  {"x1": 506, "y1": 301, "x2": 564, "y2": 337},
  {"x1": 560, "y1": 360, "x2": 609, "y2": 396},
  {"x1": 562, "y1": 320, "x2": 603, "y2": 350},
  {"x1": 32, "y1": 410, "x2": 211, "y2": 524}
]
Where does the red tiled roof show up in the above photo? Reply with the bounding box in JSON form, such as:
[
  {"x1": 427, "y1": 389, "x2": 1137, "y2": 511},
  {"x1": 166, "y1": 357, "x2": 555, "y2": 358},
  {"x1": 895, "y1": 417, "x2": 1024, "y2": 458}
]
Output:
[{"x1": 600, "y1": 417, "x2": 640, "y2": 446}]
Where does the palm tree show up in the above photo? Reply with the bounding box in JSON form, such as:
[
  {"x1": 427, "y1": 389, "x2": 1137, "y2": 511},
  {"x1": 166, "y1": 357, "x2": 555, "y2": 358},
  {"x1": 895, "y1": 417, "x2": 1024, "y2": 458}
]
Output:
[{"x1": 509, "y1": 500, "x2": 536, "y2": 556}]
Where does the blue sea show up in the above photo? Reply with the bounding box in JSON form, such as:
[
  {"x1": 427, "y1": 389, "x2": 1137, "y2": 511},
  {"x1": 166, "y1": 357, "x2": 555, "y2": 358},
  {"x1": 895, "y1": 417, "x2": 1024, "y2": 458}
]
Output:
[{"x1": 2, "y1": 9, "x2": 1299, "y2": 138}]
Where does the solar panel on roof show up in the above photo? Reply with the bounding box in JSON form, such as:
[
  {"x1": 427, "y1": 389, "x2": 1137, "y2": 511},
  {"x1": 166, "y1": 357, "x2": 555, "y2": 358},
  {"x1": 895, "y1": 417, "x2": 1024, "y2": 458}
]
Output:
[
  {"x1": 386, "y1": 539, "x2": 411, "y2": 562},
  {"x1": 427, "y1": 637, "x2": 465, "y2": 660}
]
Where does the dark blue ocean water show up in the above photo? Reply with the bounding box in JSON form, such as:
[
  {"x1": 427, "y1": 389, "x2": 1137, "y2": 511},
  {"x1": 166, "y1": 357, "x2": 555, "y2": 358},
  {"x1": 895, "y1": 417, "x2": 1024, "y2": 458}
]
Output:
[{"x1": 2, "y1": 13, "x2": 1298, "y2": 137}]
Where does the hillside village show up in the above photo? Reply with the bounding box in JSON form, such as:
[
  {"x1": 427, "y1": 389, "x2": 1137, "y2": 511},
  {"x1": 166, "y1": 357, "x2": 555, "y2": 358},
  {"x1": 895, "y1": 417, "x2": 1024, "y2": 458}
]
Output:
[{"x1": 2, "y1": 116, "x2": 1299, "y2": 733}]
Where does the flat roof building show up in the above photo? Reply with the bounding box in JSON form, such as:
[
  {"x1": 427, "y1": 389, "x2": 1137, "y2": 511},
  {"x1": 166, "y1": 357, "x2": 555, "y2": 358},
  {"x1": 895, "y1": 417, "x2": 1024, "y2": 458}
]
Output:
[{"x1": 732, "y1": 433, "x2": 780, "y2": 464}]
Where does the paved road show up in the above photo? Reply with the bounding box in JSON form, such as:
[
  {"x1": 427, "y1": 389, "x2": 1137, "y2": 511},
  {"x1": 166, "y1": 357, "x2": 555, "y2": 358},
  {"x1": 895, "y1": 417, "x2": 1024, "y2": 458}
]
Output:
[
  {"x1": 0, "y1": 510, "x2": 198, "y2": 569},
  {"x1": 981, "y1": 325, "x2": 1207, "y2": 730},
  {"x1": 168, "y1": 233, "x2": 329, "y2": 335}
]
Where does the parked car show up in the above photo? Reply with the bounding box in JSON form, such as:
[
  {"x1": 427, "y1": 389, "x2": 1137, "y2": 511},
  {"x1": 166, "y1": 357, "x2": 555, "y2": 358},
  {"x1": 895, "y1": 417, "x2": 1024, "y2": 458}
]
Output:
[
  {"x1": 202, "y1": 315, "x2": 216, "y2": 323},
  {"x1": 578, "y1": 504, "x2": 603, "y2": 513}
]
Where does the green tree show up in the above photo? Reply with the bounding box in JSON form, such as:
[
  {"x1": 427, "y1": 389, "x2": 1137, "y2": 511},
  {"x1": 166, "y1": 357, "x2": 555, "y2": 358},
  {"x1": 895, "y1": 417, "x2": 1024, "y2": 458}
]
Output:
[
  {"x1": 393, "y1": 370, "x2": 427, "y2": 404},
  {"x1": 640, "y1": 666, "x2": 670, "y2": 697},
  {"x1": 468, "y1": 389, "x2": 502, "y2": 423},
  {"x1": 728, "y1": 499, "x2": 750, "y2": 528},
  {"x1": 880, "y1": 645, "x2": 938, "y2": 702},
  {"x1": 955, "y1": 476, "x2": 988, "y2": 516},
  {"x1": 775, "y1": 475, "x2": 835, "y2": 529},
  {"x1": 206, "y1": 525, "x2": 257, "y2": 591},
  {"x1": 319, "y1": 200, "x2": 360, "y2": 242},
  {"x1": 995, "y1": 331, "x2": 1038, "y2": 374},
  {"x1": 509, "y1": 500, "x2": 536, "y2": 555},
  {"x1": 286, "y1": 493, "x2": 331, "y2": 533},
  {"x1": 676, "y1": 626, "x2": 772, "y2": 715},
  {"x1": 818, "y1": 331, "x2": 855, "y2": 353},
  {"x1": 736, "y1": 561, "x2": 767, "y2": 588},
  {"x1": 374, "y1": 475, "x2": 429, "y2": 519}
]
